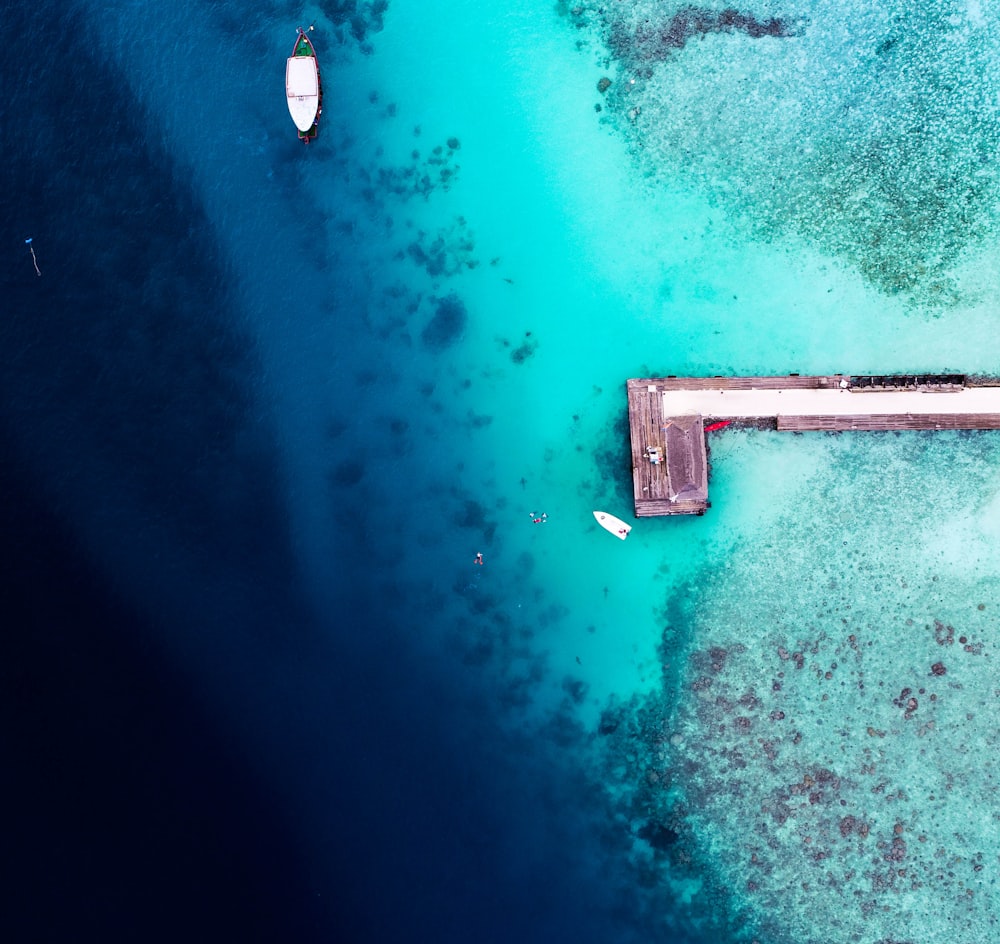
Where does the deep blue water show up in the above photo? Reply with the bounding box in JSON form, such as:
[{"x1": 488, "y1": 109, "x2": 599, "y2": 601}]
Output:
[
  {"x1": 23, "y1": 0, "x2": 995, "y2": 940},
  {"x1": 0, "y1": 4, "x2": 672, "y2": 942}
]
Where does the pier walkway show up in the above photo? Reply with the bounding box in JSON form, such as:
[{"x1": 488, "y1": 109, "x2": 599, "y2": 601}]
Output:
[{"x1": 628, "y1": 375, "x2": 1000, "y2": 517}]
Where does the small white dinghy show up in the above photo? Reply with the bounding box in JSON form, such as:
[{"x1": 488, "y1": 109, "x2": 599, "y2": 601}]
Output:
[{"x1": 593, "y1": 510, "x2": 631, "y2": 540}]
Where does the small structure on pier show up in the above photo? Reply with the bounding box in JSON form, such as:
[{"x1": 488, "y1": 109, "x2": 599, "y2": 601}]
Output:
[
  {"x1": 629, "y1": 383, "x2": 709, "y2": 515},
  {"x1": 628, "y1": 374, "x2": 1000, "y2": 517}
]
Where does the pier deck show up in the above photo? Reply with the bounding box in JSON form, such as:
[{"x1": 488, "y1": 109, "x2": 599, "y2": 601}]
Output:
[{"x1": 628, "y1": 375, "x2": 1000, "y2": 517}]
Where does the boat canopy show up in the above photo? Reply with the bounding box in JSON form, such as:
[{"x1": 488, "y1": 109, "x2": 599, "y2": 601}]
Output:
[
  {"x1": 287, "y1": 57, "x2": 318, "y2": 96},
  {"x1": 286, "y1": 57, "x2": 319, "y2": 132}
]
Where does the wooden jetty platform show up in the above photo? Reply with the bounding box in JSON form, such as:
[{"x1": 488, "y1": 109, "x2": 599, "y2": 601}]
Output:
[{"x1": 628, "y1": 374, "x2": 1000, "y2": 517}]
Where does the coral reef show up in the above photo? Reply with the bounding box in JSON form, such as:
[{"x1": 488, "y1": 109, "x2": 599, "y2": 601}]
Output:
[
  {"x1": 421, "y1": 293, "x2": 468, "y2": 349},
  {"x1": 624, "y1": 431, "x2": 1000, "y2": 942},
  {"x1": 613, "y1": 6, "x2": 797, "y2": 65},
  {"x1": 565, "y1": 0, "x2": 1000, "y2": 303},
  {"x1": 319, "y1": 0, "x2": 389, "y2": 53}
]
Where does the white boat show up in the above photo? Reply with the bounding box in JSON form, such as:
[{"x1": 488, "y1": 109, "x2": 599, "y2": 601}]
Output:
[
  {"x1": 286, "y1": 28, "x2": 322, "y2": 142},
  {"x1": 593, "y1": 510, "x2": 631, "y2": 540}
]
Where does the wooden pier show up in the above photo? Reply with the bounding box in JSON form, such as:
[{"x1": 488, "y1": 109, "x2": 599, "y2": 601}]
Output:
[{"x1": 628, "y1": 374, "x2": 1000, "y2": 517}]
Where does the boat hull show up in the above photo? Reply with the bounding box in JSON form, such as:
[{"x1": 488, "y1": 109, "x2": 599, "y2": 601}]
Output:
[
  {"x1": 593, "y1": 511, "x2": 632, "y2": 540},
  {"x1": 286, "y1": 30, "x2": 322, "y2": 141}
]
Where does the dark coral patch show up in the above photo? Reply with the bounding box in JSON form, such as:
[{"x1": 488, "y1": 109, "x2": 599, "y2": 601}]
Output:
[
  {"x1": 638, "y1": 820, "x2": 679, "y2": 851},
  {"x1": 510, "y1": 331, "x2": 538, "y2": 364},
  {"x1": 330, "y1": 459, "x2": 365, "y2": 487},
  {"x1": 421, "y1": 293, "x2": 468, "y2": 349},
  {"x1": 562, "y1": 676, "x2": 589, "y2": 704},
  {"x1": 624, "y1": 6, "x2": 796, "y2": 63}
]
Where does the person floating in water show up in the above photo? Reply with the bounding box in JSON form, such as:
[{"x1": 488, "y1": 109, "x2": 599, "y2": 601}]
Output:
[
  {"x1": 474, "y1": 552, "x2": 483, "y2": 565},
  {"x1": 530, "y1": 512, "x2": 547, "y2": 524}
]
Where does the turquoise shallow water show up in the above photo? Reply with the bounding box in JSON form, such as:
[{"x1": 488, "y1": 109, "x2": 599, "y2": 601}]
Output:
[
  {"x1": 354, "y1": 2, "x2": 1000, "y2": 938},
  {"x1": 7, "y1": 0, "x2": 1000, "y2": 940}
]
